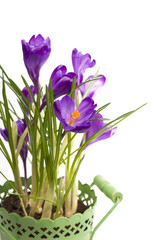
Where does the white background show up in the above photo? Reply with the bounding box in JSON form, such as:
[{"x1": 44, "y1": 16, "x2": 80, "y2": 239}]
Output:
[{"x1": 0, "y1": 0, "x2": 156, "y2": 239}]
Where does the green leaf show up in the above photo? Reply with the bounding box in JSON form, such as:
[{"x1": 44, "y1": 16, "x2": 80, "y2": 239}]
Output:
[
  {"x1": 55, "y1": 123, "x2": 63, "y2": 168},
  {"x1": 69, "y1": 76, "x2": 76, "y2": 99},
  {"x1": 9, "y1": 101, "x2": 22, "y2": 120},
  {"x1": 72, "y1": 103, "x2": 147, "y2": 172},
  {"x1": 0, "y1": 141, "x2": 13, "y2": 169},
  {"x1": 21, "y1": 76, "x2": 36, "y2": 105},
  {"x1": 10, "y1": 192, "x2": 57, "y2": 205},
  {"x1": 75, "y1": 75, "x2": 103, "y2": 89},
  {"x1": 59, "y1": 133, "x2": 77, "y2": 165},
  {"x1": 15, "y1": 127, "x2": 28, "y2": 160},
  {"x1": 2, "y1": 81, "x2": 16, "y2": 165},
  {"x1": 0, "y1": 171, "x2": 17, "y2": 192},
  {"x1": 89, "y1": 118, "x2": 110, "y2": 121},
  {"x1": 61, "y1": 154, "x2": 85, "y2": 208},
  {"x1": 0, "y1": 102, "x2": 7, "y2": 128},
  {"x1": 12, "y1": 121, "x2": 18, "y2": 151},
  {"x1": 45, "y1": 85, "x2": 55, "y2": 182},
  {"x1": 95, "y1": 102, "x2": 111, "y2": 115}
]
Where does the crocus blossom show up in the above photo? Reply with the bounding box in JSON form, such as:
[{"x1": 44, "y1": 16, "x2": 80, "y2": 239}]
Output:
[
  {"x1": 0, "y1": 119, "x2": 28, "y2": 162},
  {"x1": 84, "y1": 113, "x2": 117, "y2": 148},
  {"x1": 22, "y1": 85, "x2": 36, "y2": 114},
  {"x1": 50, "y1": 65, "x2": 75, "y2": 99},
  {"x1": 79, "y1": 74, "x2": 106, "y2": 98},
  {"x1": 40, "y1": 65, "x2": 75, "y2": 111},
  {"x1": 72, "y1": 48, "x2": 96, "y2": 85},
  {"x1": 22, "y1": 85, "x2": 36, "y2": 104},
  {"x1": 0, "y1": 120, "x2": 29, "y2": 192},
  {"x1": 53, "y1": 95, "x2": 97, "y2": 133},
  {"x1": 21, "y1": 34, "x2": 51, "y2": 94}
]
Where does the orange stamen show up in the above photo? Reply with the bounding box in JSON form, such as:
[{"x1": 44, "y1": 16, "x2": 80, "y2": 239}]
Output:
[
  {"x1": 68, "y1": 110, "x2": 80, "y2": 126},
  {"x1": 72, "y1": 110, "x2": 80, "y2": 119},
  {"x1": 68, "y1": 118, "x2": 74, "y2": 126}
]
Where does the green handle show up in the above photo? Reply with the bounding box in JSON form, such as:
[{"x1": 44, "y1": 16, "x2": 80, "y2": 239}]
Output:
[
  {"x1": 93, "y1": 175, "x2": 123, "y2": 203},
  {"x1": 90, "y1": 175, "x2": 123, "y2": 240}
]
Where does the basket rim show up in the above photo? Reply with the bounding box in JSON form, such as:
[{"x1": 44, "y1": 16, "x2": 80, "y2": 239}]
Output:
[{"x1": 0, "y1": 181, "x2": 97, "y2": 224}]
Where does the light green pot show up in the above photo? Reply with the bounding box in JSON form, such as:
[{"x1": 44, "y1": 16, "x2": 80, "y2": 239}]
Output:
[{"x1": 0, "y1": 175, "x2": 122, "y2": 240}]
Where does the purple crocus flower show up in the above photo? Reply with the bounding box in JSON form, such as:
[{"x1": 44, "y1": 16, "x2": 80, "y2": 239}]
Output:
[
  {"x1": 53, "y1": 95, "x2": 97, "y2": 133},
  {"x1": 50, "y1": 65, "x2": 75, "y2": 99},
  {"x1": 22, "y1": 85, "x2": 36, "y2": 114},
  {"x1": 40, "y1": 65, "x2": 75, "y2": 111},
  {"x1": 21, "y1": 34, "x2": 51, "y2": 94},
  {"x1": 0, "y1": 120, "x2": 28, "y2": 162},
  {"x1": 0, "y1": 120, "x2": 29, "y2": 192},
  {"x1": 79, "y1": 74, "x2": 106, "y2": 98},
  {"x1": 16, "y1": 120, "x2": 29, "y2": 163},
  {"x1": 72, "y1": 48, "x2": 96, "y2": 85},
  {"x1": 22, "y1": 85, "x2": 36, "y2": 104},
  {"x1": 84, "y1": 113, "x2": 117, "y2": 148}
]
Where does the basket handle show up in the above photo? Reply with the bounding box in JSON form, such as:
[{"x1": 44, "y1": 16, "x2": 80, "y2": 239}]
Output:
[{"x1": 90, "y1": 175, "x2": 123, "y2": 240}]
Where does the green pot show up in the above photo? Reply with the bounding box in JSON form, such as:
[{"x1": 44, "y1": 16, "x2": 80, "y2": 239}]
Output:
[{"x1": 0, "y1": 175, "x2": 122, "y2": 240}]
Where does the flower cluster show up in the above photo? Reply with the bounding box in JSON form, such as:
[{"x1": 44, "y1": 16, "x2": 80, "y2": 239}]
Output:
[{"x1": 0, "y1": 34, "x2": 142, "y2": 219}]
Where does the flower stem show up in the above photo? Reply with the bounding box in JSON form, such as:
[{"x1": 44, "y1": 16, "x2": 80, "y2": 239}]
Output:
[
  {"x1": 13, "y1": 164, "x2": 24, "y2": 196},
  {"x1": 13, "y1": 163, "x2": 27, "y2": 208},
  {"x1": 65, "y1": 170, "x2": 72, "y2": 218},
  {"x1": 23, "y1": 160, "x2": 27, "y2": 195},
  {"x1": 36, "y1": 179, "x2": 48, "y2": 214},
  {"x1": 65, "y1": 133, "x2": 72, "y2": 218},
  {"x1": 29, "y1": 198, "x2": 39, "y2": 217},
  {"x1": 71, "y1": 179, "x2": 78, "y2": 215},
  {"x1": 41, "y1": 182, "x2": 55, "y2": 219}
]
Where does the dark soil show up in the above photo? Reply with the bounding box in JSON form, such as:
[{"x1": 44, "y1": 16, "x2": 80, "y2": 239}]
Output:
[{"x1": 2, "y1": 195, "x2": 89, "y2": 220}]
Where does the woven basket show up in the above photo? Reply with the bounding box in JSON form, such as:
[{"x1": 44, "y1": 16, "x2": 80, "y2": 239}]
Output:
[{"x1": 0, "y1": 176, "x2": 122, "y2": 240}]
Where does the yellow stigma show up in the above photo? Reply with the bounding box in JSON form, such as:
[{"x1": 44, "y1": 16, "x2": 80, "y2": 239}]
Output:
[{"x1": 68, "y1": 110, "x2": 80, "y2": 126}]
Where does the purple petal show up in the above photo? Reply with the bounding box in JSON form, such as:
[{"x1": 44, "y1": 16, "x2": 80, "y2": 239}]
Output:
[
  {"x1": 85, "y1": 113, "x2": 117, "y2": 148},
  {"x1": 22, "y1": 85, "x2": 36, "y2": 104},
  {"x1": 53, "y1": 80, "x2": 72, "y2": 99},
  {"x1": 16, "y1": 119, "x2": 28, "y2": 162},
  {"x1": 75, "y1": 97, "x2": 97, "y2": 124},
  {"x1": 21, "y1": 34, "x2": 51, "y2": 94},
  {"x1": 79, "y1": 75, "x2": 106, "y2": 98},
  {"x1": 52, "y1": 72, "x2": 75, "y2": 99},
  {"x1": 72, "y1": 48, "x2": 96, "y2": 85},
  {"x1": 29, "y1": 34, "x2": 45, "y2": 46},
  {"x1": 54, "y1": 96, "x2": 75, "y2": 123},
  {"x1": 71, "y1": 122, "x2": 91, "y2": 133},
  {"x1": 22, "y1": 85, "x2": 36, "y2": 115},
  {"x1": 0, "y1": 120, "x2": 28, "y2": 162},
  {"x1": 40, "y1": 67, "x2": 75, "y2": 112},
  {"x1": 0, "y1": 128, "x2": 8, "y2": 141},
  {"x1": 61, "y1": 118, "x2": 91, "y2": 133},
  {"x1": 53, "y1": 100, "x2": 62, "y2": 121},
  {"x1": 51, "y1": 65, "x2": 67, "y2": 86},
  {"x1": 54, "y1": 96, "x2": 97, "y2": 133}
]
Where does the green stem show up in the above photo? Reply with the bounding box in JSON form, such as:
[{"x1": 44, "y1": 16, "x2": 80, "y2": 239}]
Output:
[
  {"x1": 65, "y1": 169, "x2": 72, "y2": 218},
  {"x1": 36, "y1": 178, "x2": 48, "y2": 214},
  {"x1": 59, "y1": 133, "x2": 77, "y2": 165},
  {"x1": 41, "y1": 182, "x2": 55, "y2": 219},
  {"x1": 65, "y1": 133, "x2": 72, "y2": 218},
  {"x1": 30, "y1": 156, "x2": 37, "y2": 196},
  {"x1": 71, "y1": 179, "x2": 78, "y2": 215},
  {"x1": 29, "y1": 198, "x2": 39, "y2": 217},
  {"x1": 29, "y1": 155, "x2": 38, "y2": 213},
  {"x1": 13, "y1": 164, "x2": 24, "y2": 196}
]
